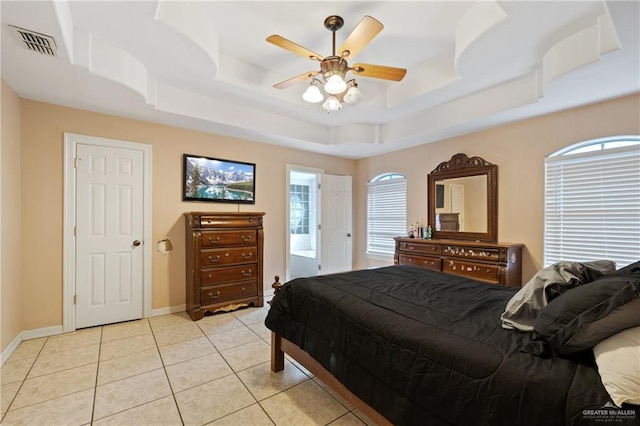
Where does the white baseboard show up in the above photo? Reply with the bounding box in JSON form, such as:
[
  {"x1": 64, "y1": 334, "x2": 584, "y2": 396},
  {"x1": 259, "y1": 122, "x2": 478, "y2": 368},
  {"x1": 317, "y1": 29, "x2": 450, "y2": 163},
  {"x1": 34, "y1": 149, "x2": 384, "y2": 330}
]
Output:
[
  {"x1": 21, "y1": 325, "x2": 64, "y2": 340},
  {"x1": 150, "y1": 304, "x2": 186, "y2": 317},
  {"x1": 2, "y1": 307, "x2": 190, "y2": 365},
  {"x1": 1, "y1": 325, "x2": 64, "y2": 367},
  {"x1": 1, "y1": 333, "x2": 22, "y2": 366}
]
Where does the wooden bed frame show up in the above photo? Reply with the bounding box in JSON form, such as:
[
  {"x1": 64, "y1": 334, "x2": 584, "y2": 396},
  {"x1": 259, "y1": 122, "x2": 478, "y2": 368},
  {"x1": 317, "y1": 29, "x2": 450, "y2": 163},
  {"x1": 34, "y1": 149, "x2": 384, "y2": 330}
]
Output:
[{"x1": 269, "y1": 276, "x2": 392, "y2": 426}]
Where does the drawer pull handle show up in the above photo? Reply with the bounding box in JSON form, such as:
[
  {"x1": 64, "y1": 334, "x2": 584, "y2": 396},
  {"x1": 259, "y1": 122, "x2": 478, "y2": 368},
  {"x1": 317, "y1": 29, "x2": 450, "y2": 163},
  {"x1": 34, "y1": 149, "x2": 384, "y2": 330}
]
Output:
[
  {"x1": 242, "y1": 252, "x2": 253, "y2": 259},
  {"x1": 208, "y1": 237, "x2": 220, "y2": 244},
  {"x1": 241, "y1": 269, "x2": 252, "y2": 277},
  {"x1": 208, "y1": 291, "x2": 220, "y2": 300},
  {"x1": 241, "y1": 235, "x2": 252, "y2": 242},
  {"x1": 241, "y1": 287, "x2": 246, "y2": 291},
  {"x1": 208, "y1": 255, "x2": 220, "y2": 263}
]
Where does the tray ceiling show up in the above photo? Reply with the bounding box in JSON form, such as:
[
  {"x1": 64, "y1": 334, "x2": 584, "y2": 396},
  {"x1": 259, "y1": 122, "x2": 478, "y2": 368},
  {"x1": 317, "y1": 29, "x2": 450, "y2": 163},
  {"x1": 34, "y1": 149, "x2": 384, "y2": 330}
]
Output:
[{"x1": 2, "y1": 1, "x2": 638, "y2": 159}]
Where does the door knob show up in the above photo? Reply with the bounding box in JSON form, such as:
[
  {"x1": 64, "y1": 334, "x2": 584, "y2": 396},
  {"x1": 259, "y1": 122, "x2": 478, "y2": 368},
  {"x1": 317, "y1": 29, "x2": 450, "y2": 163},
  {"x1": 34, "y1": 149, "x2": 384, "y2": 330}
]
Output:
[
  {"x1": 346, "y1": 233, "x2": 352, "y2": 237},
  {"x1": 133, "y1": 240, "x2": 141, "y2": 247}
]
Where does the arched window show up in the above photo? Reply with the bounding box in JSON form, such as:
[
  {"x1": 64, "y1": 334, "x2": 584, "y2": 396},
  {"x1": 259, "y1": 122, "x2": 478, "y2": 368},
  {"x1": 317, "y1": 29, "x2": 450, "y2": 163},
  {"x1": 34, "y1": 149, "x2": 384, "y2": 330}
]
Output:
[
  {"x1": 367, "y1": 173, "x2": 407, "y2": 257},
  {"x1": 544, "y1": 136, "x2": 640, "y2": 268}
]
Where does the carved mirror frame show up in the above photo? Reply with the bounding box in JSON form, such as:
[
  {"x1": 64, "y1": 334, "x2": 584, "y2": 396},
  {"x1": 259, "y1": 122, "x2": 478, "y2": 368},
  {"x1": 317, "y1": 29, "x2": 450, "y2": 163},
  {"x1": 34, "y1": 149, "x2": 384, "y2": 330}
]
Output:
[{"x1": 427, "y1": 153, "x2": 498, "y2": 242}]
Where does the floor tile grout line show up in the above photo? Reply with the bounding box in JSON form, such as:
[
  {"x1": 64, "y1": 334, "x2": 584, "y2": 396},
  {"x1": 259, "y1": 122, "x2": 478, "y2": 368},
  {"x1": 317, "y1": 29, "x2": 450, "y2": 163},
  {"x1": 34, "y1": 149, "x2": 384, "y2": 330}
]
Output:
[
  {"x1": 1, "y1": 335, "x2": 53, "y2": 418},
  {"x1": 149, "y1": 317, "x2": 187, "y2": 426},
  {"x1": 89, "y1": 326, "x2": 104, "y2": 425},
  {"x1": 4, "y1": 308, "x2": 358, "y2": 426},
  {"x1": 92, "y1": 319, "x2": 180, "y2": 422}
]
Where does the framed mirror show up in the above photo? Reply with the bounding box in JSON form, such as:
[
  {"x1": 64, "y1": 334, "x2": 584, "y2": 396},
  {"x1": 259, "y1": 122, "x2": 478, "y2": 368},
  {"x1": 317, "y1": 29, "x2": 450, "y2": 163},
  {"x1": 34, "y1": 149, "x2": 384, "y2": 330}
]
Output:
[{"x1": 427, "y1": 153, "x2": 498, "y2": 242}]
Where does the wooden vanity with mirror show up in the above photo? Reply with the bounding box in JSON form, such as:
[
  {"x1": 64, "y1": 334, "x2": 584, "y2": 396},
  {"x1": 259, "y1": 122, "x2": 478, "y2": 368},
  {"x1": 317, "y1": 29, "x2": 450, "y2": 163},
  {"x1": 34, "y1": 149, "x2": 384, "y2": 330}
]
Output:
[{"x1": 394, "y1": 153, "x2": 523, "y2": 287}]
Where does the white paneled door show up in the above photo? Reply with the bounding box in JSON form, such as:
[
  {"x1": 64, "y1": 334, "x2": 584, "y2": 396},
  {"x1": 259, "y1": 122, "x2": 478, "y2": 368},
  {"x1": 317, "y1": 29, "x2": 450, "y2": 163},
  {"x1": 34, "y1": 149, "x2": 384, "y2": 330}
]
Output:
[
  {"x1": 321, "y1": 174, "x2": 353, "y2": 274},
  {"x1": 75, "y1": 143, "x2": 144, "y2": 328}
]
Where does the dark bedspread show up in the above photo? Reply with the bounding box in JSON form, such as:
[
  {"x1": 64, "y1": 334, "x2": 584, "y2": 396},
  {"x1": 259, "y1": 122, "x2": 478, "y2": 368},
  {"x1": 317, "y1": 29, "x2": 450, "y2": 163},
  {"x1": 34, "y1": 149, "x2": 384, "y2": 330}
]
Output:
[{"x1": 265, "y1": 265, "x2": 613, "y2": 426}]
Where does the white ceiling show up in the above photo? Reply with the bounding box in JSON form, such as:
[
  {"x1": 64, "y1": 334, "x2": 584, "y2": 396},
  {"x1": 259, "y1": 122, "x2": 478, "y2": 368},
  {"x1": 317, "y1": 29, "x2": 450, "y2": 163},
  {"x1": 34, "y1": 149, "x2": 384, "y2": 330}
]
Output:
[{"x1": 2, "y1": 1, "x2": 639, "y2": 159}]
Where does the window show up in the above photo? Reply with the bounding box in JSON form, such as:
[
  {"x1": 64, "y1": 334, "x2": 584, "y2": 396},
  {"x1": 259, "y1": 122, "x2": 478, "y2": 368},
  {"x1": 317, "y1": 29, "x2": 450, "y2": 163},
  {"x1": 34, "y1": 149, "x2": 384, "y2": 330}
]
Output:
[
  {"x1": 290, "y1": 184, "x2": 309, "y2": 234},
  {"x1": 367, "y1": 173, "x2": 407, "y2": 256},
  {"x1": 544, "y1": 136, "x2": 640, "y2": 268}
]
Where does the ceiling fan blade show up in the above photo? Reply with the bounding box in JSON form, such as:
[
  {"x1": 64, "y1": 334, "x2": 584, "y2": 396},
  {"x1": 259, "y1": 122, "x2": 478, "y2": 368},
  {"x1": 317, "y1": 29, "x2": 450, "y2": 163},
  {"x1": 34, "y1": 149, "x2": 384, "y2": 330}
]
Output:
[
  {"x1": 273, "y1": 71, "x2": 320, "y2": 89},
  {"x1": 351, "y1": 63, "x2": 407, "y2": 81},
  {"x1": 266, "y1": 35, "x2": 323, "y2": 61},
  {"x1": 337, "y1": 16, "x2": 383, "y2": 59}
]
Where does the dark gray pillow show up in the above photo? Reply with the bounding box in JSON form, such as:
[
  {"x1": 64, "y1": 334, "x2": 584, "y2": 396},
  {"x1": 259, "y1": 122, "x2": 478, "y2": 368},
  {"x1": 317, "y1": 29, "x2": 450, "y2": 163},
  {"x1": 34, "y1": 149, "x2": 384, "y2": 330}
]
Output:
[
  {"x1": 543, "y1": 260, "x2": 617, "y2": 301},
  {"x1": 523, "y1": 273, "x2": 640, "y2": 356},
  {"x1": 606, "y1": 260, "x2": 640, "y2": 277},
  {"x1": 501, "y1": 260, "x2": 616, "y2": 332}
]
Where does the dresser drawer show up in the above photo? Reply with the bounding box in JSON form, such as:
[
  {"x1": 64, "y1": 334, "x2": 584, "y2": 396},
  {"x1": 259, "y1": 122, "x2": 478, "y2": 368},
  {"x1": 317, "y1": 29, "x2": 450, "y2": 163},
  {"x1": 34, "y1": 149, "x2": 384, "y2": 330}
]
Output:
[
  {"x1": 199, "y1": 215, "x2": 262, "y2": 228},
  {"x1": 442, "y1": 245, "x2": 501, "y2": 262},
  {"x1": 200, "y1": 281, "x2": 258, "y2": 305},
  {"x1": 398, "y1": 254, "x2": 441, "y2": 271},
  {"x1": 442, "y1": 260, "x2": 501, "y2": 283},
  {"x1": 201, "y1": 230, "x2": 257, "y2": 247},
  {"x1": 398, "y1": 241, "x2": 442, "y2": 255},
  {"x1": 201, "y1": 265, "x2": 257, "y2": 285},
  {"x1": 200, "y1": 247, "x2": 257, "y2": 267}
]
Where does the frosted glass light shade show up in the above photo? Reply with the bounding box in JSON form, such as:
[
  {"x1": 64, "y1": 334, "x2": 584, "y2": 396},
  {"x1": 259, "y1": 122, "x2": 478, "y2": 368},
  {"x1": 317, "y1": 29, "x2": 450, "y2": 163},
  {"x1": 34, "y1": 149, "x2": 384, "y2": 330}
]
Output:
[
  {"x1": 343, "y1": 86, "x2": 361, "y2": 104},
  {"x1": 324, "y1": 74, "x2": 347, "y2": 94},
  {"x1": 302, "y1": 85, "x2": 323, "y2": 103},
  {"x1": 322, "y1": 95, "x2": 342, "y2": 111}
]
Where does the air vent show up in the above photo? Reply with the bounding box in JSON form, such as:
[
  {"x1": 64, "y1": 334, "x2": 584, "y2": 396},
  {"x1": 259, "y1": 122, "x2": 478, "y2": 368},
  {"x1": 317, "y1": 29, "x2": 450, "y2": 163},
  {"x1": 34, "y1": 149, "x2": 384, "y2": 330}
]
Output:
[{"x1": 9, "y1": 25, "x2": 58, "y2": 57}]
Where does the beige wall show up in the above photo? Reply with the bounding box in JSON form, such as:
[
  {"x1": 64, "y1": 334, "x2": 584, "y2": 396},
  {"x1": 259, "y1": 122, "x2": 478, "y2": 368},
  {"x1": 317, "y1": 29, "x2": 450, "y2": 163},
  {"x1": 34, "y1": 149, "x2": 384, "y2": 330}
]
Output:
[
  {"x1": 1, "y1": 80, "x2": 22, "y2": 352},
  {"x1": 19, "y1": 100, "x2": 356, "y2": 332},
  {"x1": 354, "y1": 94, "x2": 640, "y2": 282},
  {"x1": 4, "y1": 90, "x2": 639, "y2": 352}
]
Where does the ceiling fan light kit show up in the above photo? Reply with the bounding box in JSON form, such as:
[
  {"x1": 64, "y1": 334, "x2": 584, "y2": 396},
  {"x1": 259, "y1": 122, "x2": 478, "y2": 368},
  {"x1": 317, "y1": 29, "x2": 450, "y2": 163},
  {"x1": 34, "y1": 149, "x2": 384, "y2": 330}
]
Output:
[
  {"x1": 267, "y1": 14, "x2": 406, "y2": 112},
  {"x1": 343, "y1": 81, "x2": 361, "y2": 104},
  {"x1": 302, "y1": 81, "x2": 324, "y2": 103},
  {"x1": 323, "y1": 95, "x2": 342, "y2": 111}
]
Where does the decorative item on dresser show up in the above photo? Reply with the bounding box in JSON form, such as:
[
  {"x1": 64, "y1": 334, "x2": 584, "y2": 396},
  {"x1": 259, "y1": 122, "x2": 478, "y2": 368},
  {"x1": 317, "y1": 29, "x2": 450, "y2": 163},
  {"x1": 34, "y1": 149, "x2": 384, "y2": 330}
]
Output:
[
  {"x1": 394, "y1": 237, "x2": 523, "y2": 286},
  {"x1": 185, "y1": 212, "x2": 265, "y2": 320}
]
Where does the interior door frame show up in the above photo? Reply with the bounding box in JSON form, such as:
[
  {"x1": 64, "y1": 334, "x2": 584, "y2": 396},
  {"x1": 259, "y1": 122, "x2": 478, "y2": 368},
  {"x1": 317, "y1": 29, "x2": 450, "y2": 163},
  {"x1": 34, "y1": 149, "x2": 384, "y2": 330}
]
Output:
[
  {"x1": 285, "y1": 164, "x2": 323, "y2": 282},
  {"x1": 63, "y1": 133, "x2": 153, "y2": 332}
]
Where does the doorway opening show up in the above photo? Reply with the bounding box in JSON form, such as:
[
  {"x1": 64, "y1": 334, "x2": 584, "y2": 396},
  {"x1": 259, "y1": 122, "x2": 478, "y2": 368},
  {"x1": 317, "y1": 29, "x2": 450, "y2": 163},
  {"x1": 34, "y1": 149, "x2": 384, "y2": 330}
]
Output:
[{"x1": 288, "y1": 169, "x2": 320, "y2": 281}]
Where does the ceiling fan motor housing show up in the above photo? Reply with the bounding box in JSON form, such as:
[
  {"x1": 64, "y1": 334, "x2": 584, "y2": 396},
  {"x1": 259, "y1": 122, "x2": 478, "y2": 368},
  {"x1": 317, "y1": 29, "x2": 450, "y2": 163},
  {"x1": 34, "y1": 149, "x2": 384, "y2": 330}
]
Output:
[{"x1": 320, "y1": 56, "x2": 349, "y2": 84}]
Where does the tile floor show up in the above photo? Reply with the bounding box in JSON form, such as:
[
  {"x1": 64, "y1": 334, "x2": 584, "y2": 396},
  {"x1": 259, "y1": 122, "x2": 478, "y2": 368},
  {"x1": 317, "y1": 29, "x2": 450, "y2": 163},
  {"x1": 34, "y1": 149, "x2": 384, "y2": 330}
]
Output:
[{"x1": 0, "y1": 303, "x2": 376, "y2": 425}]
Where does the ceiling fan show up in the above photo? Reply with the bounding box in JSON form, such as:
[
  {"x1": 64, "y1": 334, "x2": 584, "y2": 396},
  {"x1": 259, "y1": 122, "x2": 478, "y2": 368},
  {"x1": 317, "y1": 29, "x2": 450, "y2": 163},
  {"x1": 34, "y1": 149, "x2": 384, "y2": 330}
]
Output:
[{"x1": 266, "y1": 15, "x2": 407, "y2": 110}]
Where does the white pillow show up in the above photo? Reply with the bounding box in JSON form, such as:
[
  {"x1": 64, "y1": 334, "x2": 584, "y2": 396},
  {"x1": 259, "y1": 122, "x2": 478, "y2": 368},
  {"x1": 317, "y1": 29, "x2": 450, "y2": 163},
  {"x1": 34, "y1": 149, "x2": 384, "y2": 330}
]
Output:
[{"x1": 593, "y1": 325, "x2": 640, "y2": 407}]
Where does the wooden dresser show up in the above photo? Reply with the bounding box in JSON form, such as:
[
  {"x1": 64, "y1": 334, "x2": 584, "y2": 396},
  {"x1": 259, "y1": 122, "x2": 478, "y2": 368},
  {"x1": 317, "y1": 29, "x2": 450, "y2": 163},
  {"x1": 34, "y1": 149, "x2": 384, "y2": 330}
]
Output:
[
  {"x1": 185, "y1": 212, "x2": 265, "y2": 320},
  {"x1": 394, "y1": 237, "x2": 523, "y2": 287}
]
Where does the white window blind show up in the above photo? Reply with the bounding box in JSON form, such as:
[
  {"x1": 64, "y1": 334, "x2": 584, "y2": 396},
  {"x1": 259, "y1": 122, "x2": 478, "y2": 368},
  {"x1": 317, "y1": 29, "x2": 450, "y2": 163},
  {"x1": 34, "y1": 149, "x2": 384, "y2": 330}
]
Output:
[
  {"x1": 367, "y1": 176, "x2": 407, "y2": 256},
  {"x1": 544, "y1": 145, "x2": 640, "y2": 268}
]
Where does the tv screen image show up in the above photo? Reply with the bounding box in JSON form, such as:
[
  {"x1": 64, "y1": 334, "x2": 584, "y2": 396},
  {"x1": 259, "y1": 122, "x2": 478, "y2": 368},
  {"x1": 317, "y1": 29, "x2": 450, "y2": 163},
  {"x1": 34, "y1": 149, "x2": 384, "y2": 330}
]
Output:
[{"x1": 183, "y1": 154, "x2": 255, "y2": 204}]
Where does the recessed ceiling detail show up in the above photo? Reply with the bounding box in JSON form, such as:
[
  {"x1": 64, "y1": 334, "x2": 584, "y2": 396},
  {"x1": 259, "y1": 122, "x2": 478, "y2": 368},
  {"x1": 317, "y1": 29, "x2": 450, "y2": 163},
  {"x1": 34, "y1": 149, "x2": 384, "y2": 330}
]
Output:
[
  {"x1": 154, "y1": 0, "x2": 220, "y2": 78},
  {"x1": 542, "y1": 13, "x2": 620, "y2": 86},
  {"x1": 1, "y1": 1, "x2": 638, "y2": 159}
]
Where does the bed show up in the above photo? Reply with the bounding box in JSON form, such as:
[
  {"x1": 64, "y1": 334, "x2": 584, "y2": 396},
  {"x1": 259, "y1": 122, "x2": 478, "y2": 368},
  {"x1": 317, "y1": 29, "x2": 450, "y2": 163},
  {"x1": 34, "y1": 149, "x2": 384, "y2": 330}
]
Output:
[{"x1": 265, "y1": 264, "x2": 639, "y2": 426}]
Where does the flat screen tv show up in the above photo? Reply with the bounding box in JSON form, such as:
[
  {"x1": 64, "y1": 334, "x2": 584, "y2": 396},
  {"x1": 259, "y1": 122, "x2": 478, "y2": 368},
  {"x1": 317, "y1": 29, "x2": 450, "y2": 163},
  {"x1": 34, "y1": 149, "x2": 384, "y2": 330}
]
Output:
[{"x1": 183, "y1": 154, "x2": 255, "y2": 204}]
